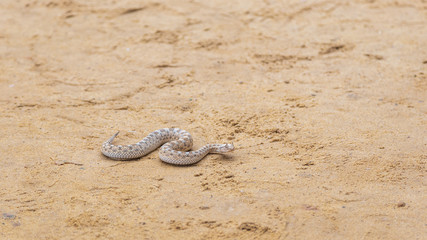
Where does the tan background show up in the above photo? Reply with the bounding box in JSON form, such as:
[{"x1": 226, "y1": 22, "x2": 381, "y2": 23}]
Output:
[{"x1": 1, "y1": 0, "x2": 426, "y2": 239}]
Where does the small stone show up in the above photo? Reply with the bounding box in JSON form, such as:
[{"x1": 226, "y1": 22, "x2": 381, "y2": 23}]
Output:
[
  {"x1": 397, "y1": 201, "x2": 406, "y2": 207},
  {"x1": 2, "y1": 213, "x2": 16, "y2": 219},
  {"x1": 55, "y1": 160, "x2": 65, "y2": 165}
]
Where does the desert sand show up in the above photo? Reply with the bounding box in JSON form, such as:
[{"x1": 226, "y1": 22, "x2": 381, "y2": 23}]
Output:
[{"x1": 1, "y1": 0, "x2": 426, "y2": 239}]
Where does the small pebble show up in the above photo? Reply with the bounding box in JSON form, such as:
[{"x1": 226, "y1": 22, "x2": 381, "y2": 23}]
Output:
[
  {"x1": 55, "y1": 160, "x2": 65, "y2": 165},
  {"x1": 2, "y1": 213, "x2": 16, "y2": 219},
  {"x1": 397, "y1": 201, "x2": 406, "y2": 207}
]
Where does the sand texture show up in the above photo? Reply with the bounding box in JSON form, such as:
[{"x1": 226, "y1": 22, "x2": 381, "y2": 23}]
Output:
[{"x1": 1, "y1": 0, "x2": 426, "y2": 239}]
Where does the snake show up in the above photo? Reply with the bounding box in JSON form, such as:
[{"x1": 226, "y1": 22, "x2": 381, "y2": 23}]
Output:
[{"x1": 101, "y1": 128, "x2": 234, "y2": 165}]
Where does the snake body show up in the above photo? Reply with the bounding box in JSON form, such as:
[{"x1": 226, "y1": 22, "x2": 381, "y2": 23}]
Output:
[{"x1": 101, "y1": 128, "x2": 234, "y2": 165}]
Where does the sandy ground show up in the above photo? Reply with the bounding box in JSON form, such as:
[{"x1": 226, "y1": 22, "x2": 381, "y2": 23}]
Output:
[{"x1": 0, "y1": 0, "x2": 426, "y2": 239}]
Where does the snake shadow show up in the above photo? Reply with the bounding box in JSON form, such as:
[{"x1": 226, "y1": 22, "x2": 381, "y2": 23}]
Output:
[
  {"x1": 101, "y1": 152, "x2": 236, "y2": 167},
  {"x1": 160, "y1": 153, "x2": 236, "y2": 167}
]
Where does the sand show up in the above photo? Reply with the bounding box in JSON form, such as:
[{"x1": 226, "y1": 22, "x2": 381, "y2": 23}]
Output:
[{"x1": 1, "y1": 0, "x2": 426, "y2": 239}]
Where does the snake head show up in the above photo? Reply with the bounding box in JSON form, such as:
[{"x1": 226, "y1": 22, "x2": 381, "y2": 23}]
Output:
[{"x1": 214, "y1": 143, "x2": 235, "y2": 153}]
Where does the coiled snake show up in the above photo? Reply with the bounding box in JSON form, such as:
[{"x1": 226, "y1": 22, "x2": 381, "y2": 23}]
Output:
[{"x1": 101, "y1": 128, "x2": 234, "y2": 165}]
